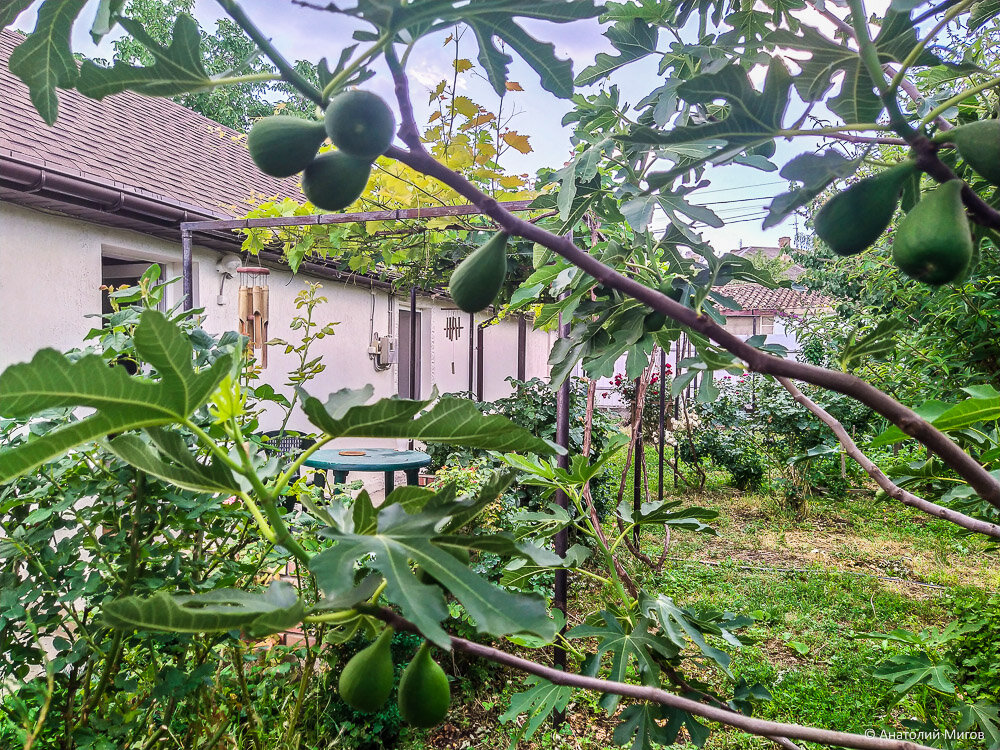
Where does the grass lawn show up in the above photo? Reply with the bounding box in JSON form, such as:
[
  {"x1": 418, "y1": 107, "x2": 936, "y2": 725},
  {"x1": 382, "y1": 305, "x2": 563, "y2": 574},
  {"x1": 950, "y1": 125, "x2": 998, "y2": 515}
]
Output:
[{"x1": 399, "y1": 446, "x2": 998, "y2": 749}]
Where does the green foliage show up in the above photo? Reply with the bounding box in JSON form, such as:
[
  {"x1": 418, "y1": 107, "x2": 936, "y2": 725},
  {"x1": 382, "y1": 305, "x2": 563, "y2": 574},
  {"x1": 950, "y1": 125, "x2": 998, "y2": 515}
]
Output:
[{"x1": 426, "y1": 377, "x2": 620, "y2": 517}]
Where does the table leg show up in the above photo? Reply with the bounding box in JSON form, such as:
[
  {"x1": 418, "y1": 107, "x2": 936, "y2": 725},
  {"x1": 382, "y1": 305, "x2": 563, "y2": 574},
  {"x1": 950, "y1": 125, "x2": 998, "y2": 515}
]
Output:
[
  {"x1": 333, "y1": 471, "x2": 348, "y2": 486},
  {"x1": 385, "y1": 471, "x2": 395, "y2": 495},
  {"x1": 405, "y1": 469, "x2": 419, "y2": 486}
]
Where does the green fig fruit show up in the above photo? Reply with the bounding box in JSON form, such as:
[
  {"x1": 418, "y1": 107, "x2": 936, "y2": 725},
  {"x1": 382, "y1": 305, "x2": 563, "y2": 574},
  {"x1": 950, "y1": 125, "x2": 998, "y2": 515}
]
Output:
[
  {"x1": 892, "y1": 179, "x2": 973, "y2": 285},
  {"x1": 948, "y1": 120, "x2": 1000, "y2": 186},
  {"x1": 301, "y1": 151, "x2": 371, "y2": 211},
  {"x1": 643, "y1": 310, "x2": 668, "y2": 333},
  {"x1": 397, "y1": 641, "x2": 450, "y2": 728},
  {"x1": 325, "y1": 90, "x2": 396, "y2": 161},
  {"x1": 247, "y1": 116, "x2": 327, "y2": 178},
  {"x1": 814, "y1": 163, "x2": 916, "y2": 256},
  {"x1": 448, "y1": 232, "x2": 509, "y2": 313},
  {"x1": 338, "y1": 627, "x2": 394, "y2": 712}
]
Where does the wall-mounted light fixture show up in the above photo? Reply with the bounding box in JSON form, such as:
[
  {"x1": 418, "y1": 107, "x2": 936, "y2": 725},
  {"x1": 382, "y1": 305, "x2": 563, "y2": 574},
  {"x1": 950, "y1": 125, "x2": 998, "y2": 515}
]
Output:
[{"x1": 215, "y1": 253, "x2": 242, "y2": 305}]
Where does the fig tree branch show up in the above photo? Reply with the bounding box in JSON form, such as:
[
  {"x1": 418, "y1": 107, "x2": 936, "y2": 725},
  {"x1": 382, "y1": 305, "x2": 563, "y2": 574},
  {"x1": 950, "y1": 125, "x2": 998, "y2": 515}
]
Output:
[
  {"x1": 381, "y1": 50, "x2": 1000, "y2": 511},
  {"x1": 359, "y1": 605, "x2": 935, "y2": 750},
  {"x1": 777, "y1": 377, "x2": 1000, "y2": 539},
  {"x1": 217, "y1": 0, "x2": 324, "y2": 105}
]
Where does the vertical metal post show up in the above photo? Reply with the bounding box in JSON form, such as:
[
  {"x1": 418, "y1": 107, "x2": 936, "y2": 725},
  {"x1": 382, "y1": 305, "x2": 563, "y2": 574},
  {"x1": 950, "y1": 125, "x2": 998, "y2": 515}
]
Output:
[
  {"x1": 516, "y1": 314, "x2": 527, "y2": 381},
  {"x1": 181, "y1": 229, "x2": 193, "y2": 311},
  {"x1": 658, "y1": 346, "x2": 666, "y2": 503},
  {"x1": 633, "y1": 375, "x2": 642, "y2": 547},
  {"x1": 552, "y1": 310, "x2": 570, "y2": 723},
  {"x1": 408, "y1": 286, "x2": 417, "y2": 451},
  {"x1": 408, "y1": 286, "x2": 417, "y2": 399},
  {"x1": 476, "y1": 323, "x2": 485, "y2": 401},
  {"x1": 468, "y1": 313, "x2": 475, "y2": 396}
]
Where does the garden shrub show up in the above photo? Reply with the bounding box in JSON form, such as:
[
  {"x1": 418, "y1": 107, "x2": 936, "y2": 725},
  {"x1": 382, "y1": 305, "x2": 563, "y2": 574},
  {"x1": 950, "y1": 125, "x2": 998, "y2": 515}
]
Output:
[{"x1": 426, "y1": 377, "x2": 620, "y2": 518}]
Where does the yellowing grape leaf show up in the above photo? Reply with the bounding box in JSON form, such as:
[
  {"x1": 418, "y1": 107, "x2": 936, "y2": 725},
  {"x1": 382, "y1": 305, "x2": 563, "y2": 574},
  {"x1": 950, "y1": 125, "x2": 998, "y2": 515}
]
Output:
[{"x1": 502, "y1": 131, "x2": 532, "y2": 154}]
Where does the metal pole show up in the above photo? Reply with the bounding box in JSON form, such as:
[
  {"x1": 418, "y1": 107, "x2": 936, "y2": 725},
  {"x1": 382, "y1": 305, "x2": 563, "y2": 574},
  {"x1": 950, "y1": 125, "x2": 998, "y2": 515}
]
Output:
[
  {"x1": 517, "y1": 314, "x2": 527, "y2": 381},
  {"x1": 658, "y1": 347, "x2": 666, "y2": 503},
  {"x1": 408, "y1": 286, "x2": 417, "y2": 451},
  {"x1": 633, "y1": 376, "x2": 642, "y2": 547},
  {"x1": 476, "y1": 323, "x2": 485, "y2": 401},
  {"x1": 468, "y1": 312, "x2": 475, "y2": 397},
  {"x1": 181, "y1": 229, "x2": 193, "y2": 311},
  {"x1": 408, "y1": 286, "x2": 417, "y2": 400},
  {"x1": 552, "y1": 310, "x2": 570, "y2": 723}
]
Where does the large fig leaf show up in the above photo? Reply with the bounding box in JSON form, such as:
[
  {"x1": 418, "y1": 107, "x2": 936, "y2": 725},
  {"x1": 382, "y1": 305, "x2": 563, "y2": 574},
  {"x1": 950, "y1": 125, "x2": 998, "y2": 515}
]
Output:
[
  {"x1": 575, "y1": 16, "x2": 659, "y2": 86},
  {"x1": 310, "y1": 504, "x2": 559, "y2": 648},
  {"x1": 351, "y1": 0, "x2": 601, "y2": 99},
  {"x1": 567, "y1": 612, "x2": 679, "y2": 712},
  {"x1": 77, "y1": 14, "x2": 212, "y2": 98},
  {"x1": 102, "y1": 581, "x2": 304, "y2": 637},
  {"x1": 0, "y1": 311, "x2": 233, "y2": 483},
  {"x1": 107, "y1": 428, "x2": 242, "y2": 495},
  {"x1": 620, "y1": 58, "x2": 792, "y2": 150},
  {"x1": 499, "y1": 676, "x2": 573, "y2": 747},
  {"x1": 301, "y1": 387, "x2": 561, "y2": 455},
  {"x1": 7, "y1": 0, "x2": 87, "y2": 124},
  {"x1": 767, "y1": 11, "x2": 942, "y2": 122}
]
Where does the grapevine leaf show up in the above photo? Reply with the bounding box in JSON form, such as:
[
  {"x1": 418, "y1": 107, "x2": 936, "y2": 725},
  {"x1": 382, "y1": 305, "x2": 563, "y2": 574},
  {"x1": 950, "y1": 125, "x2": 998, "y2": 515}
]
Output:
[
  {"x1": 310, "y1": 504, "x2": 558, "y2": 649},
  {"x1": 0, "y1": 311, "x2": 233, "y2": 483},
  {"x1": 102, "y1": 581, "x2": 304, "y2": 637},
  {"x1": 77, "y1": 14, "x2": 212, "y2": 98},
  {"x1": 7, "y1": 0, "x2": 87, "y2": 124},
  {"x1": 301, "y1": 388, "x2": 561, "y2": 455}
]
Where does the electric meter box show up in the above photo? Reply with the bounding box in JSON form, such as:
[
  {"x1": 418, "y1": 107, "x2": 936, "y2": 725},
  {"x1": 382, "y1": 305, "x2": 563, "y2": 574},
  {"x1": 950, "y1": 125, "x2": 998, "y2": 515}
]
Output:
[{"x1": 378, "y1": 335, "x2": 398, "y2": 365}]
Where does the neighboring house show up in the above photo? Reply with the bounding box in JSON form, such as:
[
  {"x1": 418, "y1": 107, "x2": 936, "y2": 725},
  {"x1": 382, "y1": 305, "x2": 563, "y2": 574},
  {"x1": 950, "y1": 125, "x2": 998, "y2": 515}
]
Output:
[
  {"x1": 595, "y1": 279, "x2": 832, "y2": 408},
  {"x1": 0, "y1": 30, "x2": 554, "y2": 477},
  {"x1": 729, "y1": 236, "x2": 805, "y2": 280}
]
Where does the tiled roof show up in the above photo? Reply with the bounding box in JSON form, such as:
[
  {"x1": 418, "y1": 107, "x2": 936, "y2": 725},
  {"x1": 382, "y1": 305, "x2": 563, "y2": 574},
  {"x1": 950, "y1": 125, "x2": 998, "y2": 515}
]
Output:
[
  {"x1": 0, "y1": 29, "x2": 303, "y2": 217},
  {"x1": 717, "y1": 283, "x2": 831, "y2": 314}
]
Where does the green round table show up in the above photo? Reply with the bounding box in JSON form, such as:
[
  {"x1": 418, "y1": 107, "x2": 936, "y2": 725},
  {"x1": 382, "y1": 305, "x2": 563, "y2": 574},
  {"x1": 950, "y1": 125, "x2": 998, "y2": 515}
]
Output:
[{"x1": 304, "y1": 448, "x2": 431, "y2": 493}]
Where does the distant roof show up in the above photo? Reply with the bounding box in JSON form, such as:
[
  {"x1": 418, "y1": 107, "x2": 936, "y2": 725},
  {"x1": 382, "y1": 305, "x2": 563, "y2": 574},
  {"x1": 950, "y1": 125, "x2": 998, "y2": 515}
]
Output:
[
  {"x1": 729, "y1": 244, "x2": 805, "y2": 280},
  {"x1": 0, "y1": 28, "x2": 303, "y2": 219},
  {"x1": 718, "y1": 283, "x2": 831, "y2": 315}
]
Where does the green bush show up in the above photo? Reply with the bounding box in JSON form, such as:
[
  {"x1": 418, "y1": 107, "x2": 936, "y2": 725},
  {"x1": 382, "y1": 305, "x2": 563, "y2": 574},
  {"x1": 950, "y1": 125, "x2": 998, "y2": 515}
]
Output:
[
  {"x1": 426, "y1": 377, "x2": 620, "y2": 517},
  {"x1": 949, "y1": 592, "x2": 1000, "y2": 703}
]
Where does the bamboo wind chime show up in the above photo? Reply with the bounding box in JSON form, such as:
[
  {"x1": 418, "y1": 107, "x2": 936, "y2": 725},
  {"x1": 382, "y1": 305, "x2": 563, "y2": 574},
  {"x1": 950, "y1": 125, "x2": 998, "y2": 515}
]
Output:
[{"x1": 237, "y1": 266, "x2": 269, "y2": 368}]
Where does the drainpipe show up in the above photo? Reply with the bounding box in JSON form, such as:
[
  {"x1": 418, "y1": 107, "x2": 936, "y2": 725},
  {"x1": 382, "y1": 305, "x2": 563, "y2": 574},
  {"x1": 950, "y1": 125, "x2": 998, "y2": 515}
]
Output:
[
  {"x1": 468, "y1": 312, "x2": 475, "y2": 397},
  {"x1": 181, "y1": 229, "x2": 193, "y2": 311}
]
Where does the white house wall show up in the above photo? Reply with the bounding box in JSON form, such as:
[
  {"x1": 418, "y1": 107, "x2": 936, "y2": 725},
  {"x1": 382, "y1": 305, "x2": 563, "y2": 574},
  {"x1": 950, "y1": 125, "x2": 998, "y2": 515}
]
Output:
[{"x1": 0, "y1": 202, "x2": 552, "y2": 493}]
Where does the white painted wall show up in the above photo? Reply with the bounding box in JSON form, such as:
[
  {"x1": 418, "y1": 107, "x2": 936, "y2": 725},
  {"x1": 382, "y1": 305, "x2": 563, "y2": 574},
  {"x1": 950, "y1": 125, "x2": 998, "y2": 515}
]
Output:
[{"x1": 0, "y1": 202, "x2": 553, "y2": 494}]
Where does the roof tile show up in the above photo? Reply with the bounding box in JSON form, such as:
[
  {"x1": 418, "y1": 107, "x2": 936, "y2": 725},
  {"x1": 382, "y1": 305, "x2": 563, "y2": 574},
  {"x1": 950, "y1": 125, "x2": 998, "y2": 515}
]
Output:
[{"x1": 1, "y1": 29, "x2": 304, "y2": 217}]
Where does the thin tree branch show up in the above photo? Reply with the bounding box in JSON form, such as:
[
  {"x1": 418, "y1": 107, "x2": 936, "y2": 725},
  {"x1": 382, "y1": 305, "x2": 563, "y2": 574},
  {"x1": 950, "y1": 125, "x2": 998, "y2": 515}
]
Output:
[
  {"x1": 360, "y1": 605, "x2": 935, "y2": 750},
  {"x1": 777, "y1": 377, "x2": 1000, "y2": 539},
  {"x1": 380, "y1": 37, "x2": 1000, "y2": 509}
]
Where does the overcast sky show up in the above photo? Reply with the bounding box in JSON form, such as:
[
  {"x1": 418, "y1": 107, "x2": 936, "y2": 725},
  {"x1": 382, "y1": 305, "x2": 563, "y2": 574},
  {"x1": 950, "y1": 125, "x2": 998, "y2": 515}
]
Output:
[{"x1": 13, "y1": 0, "x2": 810, "y2": 250}]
